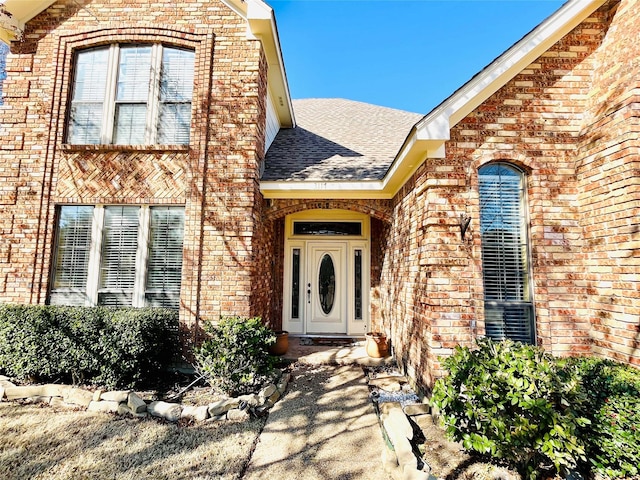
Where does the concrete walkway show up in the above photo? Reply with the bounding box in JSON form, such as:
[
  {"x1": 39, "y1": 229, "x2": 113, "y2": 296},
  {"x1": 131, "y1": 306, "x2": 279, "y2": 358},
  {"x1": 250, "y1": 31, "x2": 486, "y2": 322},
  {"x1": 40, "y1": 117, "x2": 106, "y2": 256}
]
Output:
[{"x1": 243, "y1": 339, "x2": 392, "y2": 480}]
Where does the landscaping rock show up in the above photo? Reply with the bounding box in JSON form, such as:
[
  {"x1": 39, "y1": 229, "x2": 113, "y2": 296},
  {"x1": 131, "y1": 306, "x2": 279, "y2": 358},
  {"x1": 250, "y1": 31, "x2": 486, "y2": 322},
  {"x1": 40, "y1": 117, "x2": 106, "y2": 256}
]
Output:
[
  {"x1": 88, "y1": 400, "x2": 120, "y2": 413},
  {"x1": 101, "y1": 390, "x2": 131, "y2": 403},
  {"x1": 208, "y1": 398, "x2": 239, "y2": 417},
  {"x1": 264, "y1": 390, "x2": 281, "y2": 408},
  {"x1": 238, "y1": 393, "x2": 260, "y2": 407},
  {"x1": 383, "y1": 406, "x2": 413, "y2": 440},
  {"x1": 369, "y1": 375, "x2": 407, "y2": 392},
  {"x1": 226, "y1": 408, "x2": 250, "y2": 421},
  {"x1": 25, "y1": 396, "x2": 51, "y2": 404},
  {"x1": 92, "y1": 390, "x2": 103, "y2": 402},
  {"x1": 4, "y1": 385, "x2": 45, "y2": 400},
  {"x1": 259, "y1": 384, "x2": 277, "y2": 401},
  {"x1": 378, "y1": 401, "x2": 403, "y2": 415},
  {"x1": 276, "y1": 373, "x2": 291, "y2": 394},
  {"x1": 0, "y1": 386, "x2": 4, "y2": 401},
  {"x1": 49, "y1": 397, "x2": 78, "y2": 409},
  {"x1": 148, "y1": 401, "x2": 182, "y2": 422},
  {"x1": 117, "y1": 404, "x2": 148, "y2": 418},
  {"x1": 402, "y1": 403, "x2": 430, "y2": 416},
  {"x1": 181, "y1": 405, "x2": 209, "y2": 421},
  {"x1": 64, "y1": 387, "x2": 94, "y2": 408},
  {"x1": 127, "y1": 392, "x2": 147, "y2": 413},
  {"x1": 42, "y1": 385, "x2": 69, "y2": 397}
]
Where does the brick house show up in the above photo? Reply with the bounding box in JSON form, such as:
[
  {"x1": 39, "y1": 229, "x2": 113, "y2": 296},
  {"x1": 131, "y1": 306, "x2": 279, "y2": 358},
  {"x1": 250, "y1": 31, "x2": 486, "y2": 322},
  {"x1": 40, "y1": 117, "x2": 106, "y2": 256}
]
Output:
[{"x1": 0, "y1": 0, "x2": 638, "y2": 391}]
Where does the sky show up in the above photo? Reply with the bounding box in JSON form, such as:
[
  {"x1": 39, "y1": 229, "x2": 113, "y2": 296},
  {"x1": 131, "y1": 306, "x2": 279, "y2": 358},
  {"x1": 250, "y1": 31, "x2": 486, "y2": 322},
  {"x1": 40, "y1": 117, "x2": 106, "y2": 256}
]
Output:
[{"x1": 270, "y1": 0, "x2": 566, "y2": 114}]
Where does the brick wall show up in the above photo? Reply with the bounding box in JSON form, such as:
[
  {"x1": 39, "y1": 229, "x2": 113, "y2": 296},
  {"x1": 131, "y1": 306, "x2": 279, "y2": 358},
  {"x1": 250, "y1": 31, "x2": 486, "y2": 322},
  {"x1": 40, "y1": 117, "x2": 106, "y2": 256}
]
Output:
[
  {"x1": 0, "y1": 0, "x2": 269, "y2": 345},
  {"x1": 380, "y1": 0, "x2": 639, "y2": 392},
  {"x1": 577, "y1": 0, "x2": 640, "y2": 366}
]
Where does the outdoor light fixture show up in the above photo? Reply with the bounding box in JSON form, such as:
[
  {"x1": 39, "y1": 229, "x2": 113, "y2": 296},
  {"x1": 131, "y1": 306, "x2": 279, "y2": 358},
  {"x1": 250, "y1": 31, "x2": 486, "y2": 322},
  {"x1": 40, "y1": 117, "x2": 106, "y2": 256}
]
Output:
[{"x1": 460, "y1": 213, "x2": 471, "y2": 240}]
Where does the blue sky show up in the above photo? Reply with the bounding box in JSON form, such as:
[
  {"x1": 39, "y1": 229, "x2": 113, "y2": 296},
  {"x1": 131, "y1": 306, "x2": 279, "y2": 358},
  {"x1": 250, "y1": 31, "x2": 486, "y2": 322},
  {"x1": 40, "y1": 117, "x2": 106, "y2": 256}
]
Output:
[{"x1": 270, "y1": 0, "x2": 566, "y2": 114}]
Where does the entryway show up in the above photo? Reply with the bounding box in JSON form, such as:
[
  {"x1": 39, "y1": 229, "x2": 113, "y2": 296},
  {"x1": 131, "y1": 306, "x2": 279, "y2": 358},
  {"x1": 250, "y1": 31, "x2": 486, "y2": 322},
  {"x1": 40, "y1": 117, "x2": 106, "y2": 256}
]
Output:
[{"x1": 282, "y1": 210, "x2": 370, "y2": 336}]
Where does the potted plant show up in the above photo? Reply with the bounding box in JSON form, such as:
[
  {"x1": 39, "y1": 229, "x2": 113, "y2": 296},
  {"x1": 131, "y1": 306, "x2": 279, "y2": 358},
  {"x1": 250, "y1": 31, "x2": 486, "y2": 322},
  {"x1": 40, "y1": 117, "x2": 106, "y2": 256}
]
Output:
[
  {"x1": 269, "y1": 330, "x2": 289, "y2": 356},
  {"x1": 365, "y1": 331, "x2": 389, "y2": 358}
]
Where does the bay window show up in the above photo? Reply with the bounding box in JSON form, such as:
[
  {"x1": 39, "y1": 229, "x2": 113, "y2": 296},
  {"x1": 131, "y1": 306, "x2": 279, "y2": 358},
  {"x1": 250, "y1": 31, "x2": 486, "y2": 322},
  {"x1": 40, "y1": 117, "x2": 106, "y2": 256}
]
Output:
[
  {"x1": 50, "y1": 205, "x2": 184, "y2": 309},
  {"x1": 68, "y1": 44, "x2": 194, "y2": 145}
]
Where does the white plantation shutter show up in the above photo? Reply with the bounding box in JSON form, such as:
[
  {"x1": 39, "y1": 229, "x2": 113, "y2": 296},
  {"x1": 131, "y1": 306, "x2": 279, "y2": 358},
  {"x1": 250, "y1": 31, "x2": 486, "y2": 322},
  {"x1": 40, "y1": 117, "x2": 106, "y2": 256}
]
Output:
[
  {"x1": 158, "y1": 48, "x2": 194, "y2": 144},
  {"x1": 145, "y1": 207, "x2": 184, "y2": 308},
  {"x1": 114, "y1": 46, "x2": 151, "y2": 145},
  {"x1": 69, "y1": 48, "x2": 109, "y2": 144},
  {"x1": 50, "y1": 206, "x2": 94, "y2": 306},
  {"x1": 98, "y1": 206, "x2": 140, "y2": 306},
  {"x1": 67, "y1": 44, "x2": 193, "y2": 145},
  {"x1": 479, "y1": 164, "x2": 535, "y2": 344}
]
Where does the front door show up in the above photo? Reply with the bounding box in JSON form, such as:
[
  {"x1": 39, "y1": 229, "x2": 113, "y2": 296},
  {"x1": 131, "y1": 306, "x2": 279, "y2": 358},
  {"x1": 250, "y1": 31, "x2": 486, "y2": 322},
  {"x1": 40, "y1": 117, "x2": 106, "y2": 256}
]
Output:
[
  {"x1": 307, "y1": 242, "x2": 347, "y2": 334},
  {"x1": 282, "y1": 210, "x2": 370, "y2": 336}
]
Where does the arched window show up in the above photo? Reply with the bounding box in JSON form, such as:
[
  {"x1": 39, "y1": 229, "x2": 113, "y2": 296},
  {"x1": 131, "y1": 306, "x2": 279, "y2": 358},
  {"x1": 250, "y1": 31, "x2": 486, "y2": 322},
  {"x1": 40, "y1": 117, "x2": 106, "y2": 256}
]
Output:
[{"x1": 478, "y1": 163, "x2": 535, "y2": 344}]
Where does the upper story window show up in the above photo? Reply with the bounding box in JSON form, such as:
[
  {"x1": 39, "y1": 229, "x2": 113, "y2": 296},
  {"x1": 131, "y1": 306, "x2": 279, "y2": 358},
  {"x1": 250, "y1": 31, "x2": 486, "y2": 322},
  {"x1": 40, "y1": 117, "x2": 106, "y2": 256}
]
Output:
[
  {"x1": 479, "y1": 163, "x2": 535, "y2": 344},
  {"x1": 68, "y1": 44, "x2": 194, "y2": 145}
]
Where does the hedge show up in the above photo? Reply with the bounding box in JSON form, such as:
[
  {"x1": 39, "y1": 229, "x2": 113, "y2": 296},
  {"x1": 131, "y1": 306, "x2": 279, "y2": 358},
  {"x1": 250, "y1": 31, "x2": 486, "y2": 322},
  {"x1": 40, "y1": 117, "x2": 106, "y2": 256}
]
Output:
[{"x1": 0, "y1": 304, "x2": 179, "y2": 389}]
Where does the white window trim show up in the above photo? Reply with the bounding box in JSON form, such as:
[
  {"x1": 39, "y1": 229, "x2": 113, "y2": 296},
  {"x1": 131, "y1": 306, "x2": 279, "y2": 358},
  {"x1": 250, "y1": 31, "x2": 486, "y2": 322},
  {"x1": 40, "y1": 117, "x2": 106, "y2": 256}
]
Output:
[
  {"x1": 71, "y1": 43, "x2": 192, "y2": 146},
  {"x1": 51, "y1": 204, "x2": 184, "y2": 308}
]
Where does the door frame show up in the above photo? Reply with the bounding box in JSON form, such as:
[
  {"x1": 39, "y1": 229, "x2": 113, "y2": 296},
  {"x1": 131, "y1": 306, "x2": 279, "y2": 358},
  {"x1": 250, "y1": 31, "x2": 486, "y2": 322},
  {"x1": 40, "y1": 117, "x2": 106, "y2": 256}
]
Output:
[{"x1": 282, "y1": 210, "x2": 370, "y2": 336}]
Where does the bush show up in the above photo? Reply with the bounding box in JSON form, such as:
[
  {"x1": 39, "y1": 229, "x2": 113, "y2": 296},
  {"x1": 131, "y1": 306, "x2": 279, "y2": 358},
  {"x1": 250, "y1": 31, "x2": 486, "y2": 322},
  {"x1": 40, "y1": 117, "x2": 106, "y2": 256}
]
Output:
[
  {"x1": 0, "y1": 304, "x2": 179, "y2": 389},
  {"x1": 194, "y1": 316, "x2": 276, "y2": 396},
  {"x1": 570, "y1": 357, "x2": 640, "y2": 479},
  {"x1": 431, "y1": 338, "x2": 589, "y2": 480}
]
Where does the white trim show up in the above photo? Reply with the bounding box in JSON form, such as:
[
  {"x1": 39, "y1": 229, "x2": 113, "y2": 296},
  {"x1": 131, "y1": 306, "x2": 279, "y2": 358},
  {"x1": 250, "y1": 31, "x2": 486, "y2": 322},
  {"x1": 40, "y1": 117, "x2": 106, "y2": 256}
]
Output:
[{"x1": 282, "y1": 210, "x2": 370, "y2": 335}]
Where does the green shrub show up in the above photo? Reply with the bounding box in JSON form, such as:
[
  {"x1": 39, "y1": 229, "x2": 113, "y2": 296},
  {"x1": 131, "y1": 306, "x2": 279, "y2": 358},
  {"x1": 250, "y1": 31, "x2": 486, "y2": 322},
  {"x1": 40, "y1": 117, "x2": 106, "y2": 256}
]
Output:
[
  {"x1": 431, "y1": 338, "x2": 589, "y2": 480},
  {"x1": 194, "y1": 316, "x2": 276, "y2": 396},
  {"x1": 0, "y1": 304, "x2": 179, "y2": 389},
  {"x1": 570, "y1": 357, "x2": 640, "y2": 479}
]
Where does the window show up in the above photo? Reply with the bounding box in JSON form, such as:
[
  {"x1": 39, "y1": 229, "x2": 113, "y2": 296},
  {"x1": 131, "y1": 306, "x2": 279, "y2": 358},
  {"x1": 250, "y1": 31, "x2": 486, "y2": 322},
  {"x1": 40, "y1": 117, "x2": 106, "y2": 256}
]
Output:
[
  {"x1": 68, "y1": 44, "x2": 194, "y2": 145},
  {"x1": 50, "y1": 205, "x2": 184, "y2": 309},
  {"x1": 479, "y1": 163, "x2": 535, "y2": 344}
]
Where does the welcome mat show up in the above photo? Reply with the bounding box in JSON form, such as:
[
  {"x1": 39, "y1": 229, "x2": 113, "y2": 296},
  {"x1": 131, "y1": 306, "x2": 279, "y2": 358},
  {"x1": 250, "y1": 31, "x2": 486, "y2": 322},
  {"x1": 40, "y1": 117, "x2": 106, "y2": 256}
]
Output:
[{"x1": 299, "y1": 337, "x2": 361, "y2": 347}]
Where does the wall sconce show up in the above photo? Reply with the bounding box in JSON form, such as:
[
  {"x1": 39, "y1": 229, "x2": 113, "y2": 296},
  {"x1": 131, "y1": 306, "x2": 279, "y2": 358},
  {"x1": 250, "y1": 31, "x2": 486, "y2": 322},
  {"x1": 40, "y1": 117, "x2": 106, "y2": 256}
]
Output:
[{"x1": 460, "y1": 213, "x2": 471, "y2": 240}]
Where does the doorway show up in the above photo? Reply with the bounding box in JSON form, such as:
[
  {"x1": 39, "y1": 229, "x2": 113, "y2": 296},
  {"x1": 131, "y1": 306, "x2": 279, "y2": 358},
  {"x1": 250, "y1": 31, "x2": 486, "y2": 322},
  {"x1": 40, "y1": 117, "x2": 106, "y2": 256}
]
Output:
[{"x1": 282, "y1": 210, "x2": 369, "y2": 336}]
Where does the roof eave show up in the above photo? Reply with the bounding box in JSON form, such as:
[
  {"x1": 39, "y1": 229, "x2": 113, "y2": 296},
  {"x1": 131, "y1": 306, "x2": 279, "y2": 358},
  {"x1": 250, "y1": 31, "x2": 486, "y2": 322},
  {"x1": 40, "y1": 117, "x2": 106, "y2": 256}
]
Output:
[
  {"x1": 1, "y1": 0, "x2": 56, "y2": 43},
  {"x1": 246, "y1": 0, "x2": 295, "y2": 128},
  {"x1": 260, "y1": 180, "x2": 391, "y2": 200}
]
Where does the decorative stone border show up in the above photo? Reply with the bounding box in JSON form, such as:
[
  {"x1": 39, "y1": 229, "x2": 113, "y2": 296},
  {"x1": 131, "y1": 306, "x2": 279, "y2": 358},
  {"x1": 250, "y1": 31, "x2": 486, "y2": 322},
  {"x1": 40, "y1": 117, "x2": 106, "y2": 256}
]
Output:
[{"x1": 0, "y1": 373, "x2": 291, "y2": 423}]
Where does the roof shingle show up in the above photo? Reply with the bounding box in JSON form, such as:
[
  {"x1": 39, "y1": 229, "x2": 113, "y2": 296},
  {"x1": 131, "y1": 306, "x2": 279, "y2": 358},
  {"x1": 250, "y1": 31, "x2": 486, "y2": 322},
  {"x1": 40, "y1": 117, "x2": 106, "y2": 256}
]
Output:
[{"x1": 262, "y1": 98, "x2": 423, "y2": 182}]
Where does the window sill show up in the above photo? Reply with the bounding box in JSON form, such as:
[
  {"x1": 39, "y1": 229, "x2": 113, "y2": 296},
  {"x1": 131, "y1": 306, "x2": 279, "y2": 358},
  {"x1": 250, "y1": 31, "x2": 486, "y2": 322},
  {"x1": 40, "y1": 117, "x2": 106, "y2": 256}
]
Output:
[{"x1": 62, "y1": 144, "x2": 190, "y2": 153}]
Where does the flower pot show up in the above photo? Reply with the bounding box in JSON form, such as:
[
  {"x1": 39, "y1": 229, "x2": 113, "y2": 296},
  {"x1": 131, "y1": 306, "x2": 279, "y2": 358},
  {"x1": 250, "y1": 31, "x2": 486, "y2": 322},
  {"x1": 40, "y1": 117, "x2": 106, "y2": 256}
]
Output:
[
  {"x1": 269, "y1": 330, "x2": 289, "y2": 356},
  {"x1": 365, "y1": 332, "x2": 389, "y2": 358}
]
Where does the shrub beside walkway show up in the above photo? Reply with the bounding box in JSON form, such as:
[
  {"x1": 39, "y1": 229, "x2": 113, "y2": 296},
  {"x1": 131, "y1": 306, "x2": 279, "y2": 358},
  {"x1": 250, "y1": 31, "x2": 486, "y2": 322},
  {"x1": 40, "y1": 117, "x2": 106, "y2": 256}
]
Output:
[{"x1": 244, "y1": 364, "x2": 390, "y2": 480}]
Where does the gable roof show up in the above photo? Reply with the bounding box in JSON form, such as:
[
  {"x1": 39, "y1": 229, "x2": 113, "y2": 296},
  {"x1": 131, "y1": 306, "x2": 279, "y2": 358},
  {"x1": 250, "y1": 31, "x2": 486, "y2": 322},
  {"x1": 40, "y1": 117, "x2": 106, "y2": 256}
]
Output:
[
  {"x1": 261, "y1": 0, "x2": 608, "y2": 200},
  {"x1": 262, "y1": 98, "x2": 422, "y2": 183}
]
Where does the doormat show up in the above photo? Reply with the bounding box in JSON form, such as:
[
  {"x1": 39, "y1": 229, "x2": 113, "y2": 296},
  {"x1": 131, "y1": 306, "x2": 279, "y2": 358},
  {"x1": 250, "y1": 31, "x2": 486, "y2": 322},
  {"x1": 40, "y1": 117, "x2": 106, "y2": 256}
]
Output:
[{"x1": 299, "y1": 337, "x2": 361, "y2": 347}]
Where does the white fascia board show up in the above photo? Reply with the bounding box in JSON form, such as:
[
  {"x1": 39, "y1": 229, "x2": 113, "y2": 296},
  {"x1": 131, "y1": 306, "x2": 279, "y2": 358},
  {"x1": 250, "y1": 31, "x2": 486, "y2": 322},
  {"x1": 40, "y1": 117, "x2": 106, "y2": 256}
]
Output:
[
  {"x1": 1, "y1": 0, "x2": 55, "y2": 42},
  {"x1": 415, "y1": 0, "x2": 606, "y2": 139},
  {"x1": 260, "y1": 181, "x2": 391, "y2": 200},
  {"x1": 246, "y1": 0, "x2": 295, "y2": 128}
]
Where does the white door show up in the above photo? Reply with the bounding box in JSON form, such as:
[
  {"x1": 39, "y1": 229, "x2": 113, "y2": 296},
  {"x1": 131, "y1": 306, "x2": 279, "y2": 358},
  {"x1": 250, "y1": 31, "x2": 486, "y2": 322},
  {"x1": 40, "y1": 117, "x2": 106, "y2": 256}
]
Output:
[{"x1": 306, "y1": 242, "x2": 347, "y2": 334}]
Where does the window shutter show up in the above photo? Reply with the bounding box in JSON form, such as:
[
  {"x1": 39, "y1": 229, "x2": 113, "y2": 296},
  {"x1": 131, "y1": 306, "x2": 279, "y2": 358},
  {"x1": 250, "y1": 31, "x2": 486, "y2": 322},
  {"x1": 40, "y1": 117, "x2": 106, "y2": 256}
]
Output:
[
  {"x1": 145, "y1": 207, "x2": 184, "y2": 309},
  {"x1": 98, "y1": 206, "x2": 140, "y2": 306},
  {"x1": 114, "y1": 46, "x2": 151, "y2": 145},
  {"x1": 50, "y1": 206, "x2": 94, "y2": 306},
  {"x1": 68, "y1": 48, "x2": 109, "y2": 144},
  {"x1": 158, "y1": 48, "x2": 194, "y2": 144},
  {"x1": 479, "y1": 164, "x2": 534, "y2": 344}
]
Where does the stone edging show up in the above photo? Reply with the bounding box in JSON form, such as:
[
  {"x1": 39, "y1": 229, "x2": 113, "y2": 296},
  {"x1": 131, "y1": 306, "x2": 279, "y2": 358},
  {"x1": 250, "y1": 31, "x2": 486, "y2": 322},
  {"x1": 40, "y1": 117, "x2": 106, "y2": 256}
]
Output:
[{"x1": 0, "y1": 373, "x2": 291, "y2": 423}]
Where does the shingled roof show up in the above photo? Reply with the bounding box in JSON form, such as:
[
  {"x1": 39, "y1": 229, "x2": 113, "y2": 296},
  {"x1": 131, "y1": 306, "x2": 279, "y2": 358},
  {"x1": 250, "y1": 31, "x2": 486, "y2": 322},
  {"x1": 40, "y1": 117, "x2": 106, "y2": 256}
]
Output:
[{"x1": 262, "y1": 98, "x2": 423, "y2": 182}]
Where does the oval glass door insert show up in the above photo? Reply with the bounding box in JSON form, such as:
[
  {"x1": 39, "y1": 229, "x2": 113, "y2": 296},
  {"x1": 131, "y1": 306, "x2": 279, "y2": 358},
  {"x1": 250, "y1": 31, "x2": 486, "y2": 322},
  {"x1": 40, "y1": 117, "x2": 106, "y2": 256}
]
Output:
[{"x1": 318, "y1": 254, "x2": 335, "y2": 314}]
